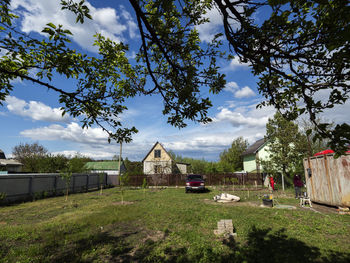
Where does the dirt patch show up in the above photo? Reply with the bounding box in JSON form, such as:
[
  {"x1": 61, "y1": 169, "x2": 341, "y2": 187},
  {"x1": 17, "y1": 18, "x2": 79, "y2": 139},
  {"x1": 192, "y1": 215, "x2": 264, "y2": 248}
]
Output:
[
  {"x1": 98, "y1": 222, "x2": 166, "y2": 262},
  {"x1": 0, "y1": 221, "x2": 6, "y2": 225},
  {"x1": 300, "y1": 202, "x2": 339, "y2": 214},
  {"x1": 112, "y1": 201, "x2": 135, "y2": 205},
  {"x1": 203, "y1": 199, "x2": 259, "y2": 207}
]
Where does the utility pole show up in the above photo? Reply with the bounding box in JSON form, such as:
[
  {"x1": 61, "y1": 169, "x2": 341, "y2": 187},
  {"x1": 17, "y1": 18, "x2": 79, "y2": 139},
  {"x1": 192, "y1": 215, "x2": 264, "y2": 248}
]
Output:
[{"x1": 118, "y1": 142, "x2": 122, "y2": 177}]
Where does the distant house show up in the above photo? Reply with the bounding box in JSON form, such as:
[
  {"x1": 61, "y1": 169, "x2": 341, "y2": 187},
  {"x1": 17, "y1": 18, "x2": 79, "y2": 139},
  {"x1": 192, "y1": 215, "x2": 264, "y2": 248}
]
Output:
[
  {"x1": 241, "y1": 139, "x2": 269, "y2": 173},
  {"x1": 0, "y1": 149, "x2": 23, "y2": 173},
  {"x1": 84, "y1": 160, "x2": 126, "y2": 175},
  {"x1": 142, "y1": 142, "x2": 190, "y2": 175}
]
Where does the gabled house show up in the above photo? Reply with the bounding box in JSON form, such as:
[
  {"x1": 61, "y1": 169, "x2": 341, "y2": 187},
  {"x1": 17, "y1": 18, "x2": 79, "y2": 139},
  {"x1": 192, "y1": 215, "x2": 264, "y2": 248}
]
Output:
[
  {"x1": 84, "y1": 160, "x2": 126, "y2": 175},
  {"x1": 142, "y1": 142, "x2": 190, "y2": 175},
  {"x1": 0, "y1": 149, "x2": 23, "y2": 173},
  {"x1": 241, "y1": 138, "x2": 269, "y2": 173}
]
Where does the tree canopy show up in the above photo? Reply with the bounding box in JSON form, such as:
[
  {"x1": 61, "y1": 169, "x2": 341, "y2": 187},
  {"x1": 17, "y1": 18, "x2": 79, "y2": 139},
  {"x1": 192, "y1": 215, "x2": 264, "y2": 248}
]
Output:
[
  {"x1": 12, "y1": 142, "x2": 48, "y2": 164},
  {"x1": 1, "y1": 0, "x2": 349, "y2": 152},
  {"x1": 219, "y1": 137, "x2": 248, "y2": 173},
  {"x1": 12, "y1": 142, "x2": 91, "y2": 173}
]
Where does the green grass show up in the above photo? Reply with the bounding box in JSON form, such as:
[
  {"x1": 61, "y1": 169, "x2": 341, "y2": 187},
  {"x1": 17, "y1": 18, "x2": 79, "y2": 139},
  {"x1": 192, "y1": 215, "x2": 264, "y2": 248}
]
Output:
[{"x1": 0, "y1": 187, "x2": 349, "y2": 262}]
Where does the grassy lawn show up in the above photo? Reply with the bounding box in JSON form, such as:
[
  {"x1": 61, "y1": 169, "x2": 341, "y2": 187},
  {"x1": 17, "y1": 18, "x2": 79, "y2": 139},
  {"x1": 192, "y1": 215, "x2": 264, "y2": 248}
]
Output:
[{"x1": 0, "y1": 187, "x2": 349, "y2": 263}]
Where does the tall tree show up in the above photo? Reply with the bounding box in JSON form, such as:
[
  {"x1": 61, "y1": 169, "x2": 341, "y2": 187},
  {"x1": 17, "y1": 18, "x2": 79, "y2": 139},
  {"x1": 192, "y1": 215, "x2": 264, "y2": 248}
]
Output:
[
  {"x1": 1, "y1": 0, "x2": 349, "y2": 152},
  {"x1": 12, "y1": 142, "x2": 48, "y2": 161},
  {"x1": 12, "y1": 142, "x2": 48, "y2": 172},
  {"x1": 263, "y1": 112, "x2": 308, "y2": 190},
  {"x1": 123, "y1": 158, "x2": 143, "y2": 176},
  {"x1": 219, "y1": 137, "x2": 248, "y2": 173}
]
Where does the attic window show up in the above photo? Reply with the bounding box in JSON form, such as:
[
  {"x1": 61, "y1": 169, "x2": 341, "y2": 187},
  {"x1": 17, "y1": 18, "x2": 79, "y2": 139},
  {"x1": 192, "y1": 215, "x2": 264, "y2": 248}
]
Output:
[{"x1": 154, "y1": 150, "x2": 161, "y2": 158}]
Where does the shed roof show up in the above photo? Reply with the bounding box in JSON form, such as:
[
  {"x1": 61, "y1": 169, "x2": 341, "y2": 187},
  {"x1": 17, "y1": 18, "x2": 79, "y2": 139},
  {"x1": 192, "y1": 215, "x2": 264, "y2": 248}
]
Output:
[
  {"x1": 242, "y1": 138, "x2": 266, "y2": 156},
  {"x1": 84, "y1": 161, "x2": 121, "y2": 171},
  {"x1": 0, "y1": 149, "x2": 5, "y2": 159}
]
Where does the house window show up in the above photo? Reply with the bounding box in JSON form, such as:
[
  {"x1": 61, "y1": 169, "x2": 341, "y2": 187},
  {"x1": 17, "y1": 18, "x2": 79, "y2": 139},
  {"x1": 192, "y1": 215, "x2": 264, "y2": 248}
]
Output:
[
  {"x1": 154, "y1": 165, "x2": 162, "y2": 174},
  {"x1": 154, "y1": 149, "x2": 161, "y2": 158}
]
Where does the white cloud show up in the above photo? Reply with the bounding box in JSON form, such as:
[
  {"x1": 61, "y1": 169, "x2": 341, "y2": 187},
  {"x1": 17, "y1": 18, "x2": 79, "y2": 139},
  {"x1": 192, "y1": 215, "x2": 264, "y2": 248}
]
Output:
[
  {"x1": 196, "y1": 7, "x2": 224, "y2": 43},
  {"x1": 224, "y1": 81, "x2": 239, "y2": 93},
  {"x1": 119, "y1": 5, "x2": 138, "y2": 39},
  {"x1": 212, "y1": 102, "x2": 275, "y2": 128},
  {"x1": 195, "y1": 4, "x2": 242, "y2": 43},
  {"x1": 224, "y1": 82, "x2": 256, "y2": 98},
  {"x1": 234, "y1": 86, "x2": 256, "y2": 98},
  {"x1": 228, "y1": 55, "x2": 251, "y2": 71},
  {"x1": 51, "y1": 150, "x2": 114, "y2": 159},
  {"x1": 11, "y1": 0, "x2": 136, "y2": 52},
  {"x1": 20, "y1": 122, "x2": 107, "y2": 144},
  {"x1": 213, "y1": 108, "x2": 268, "y2": 127},
  {"x1": 5, "y1": 96, "x2": 70, "y2": 122}
]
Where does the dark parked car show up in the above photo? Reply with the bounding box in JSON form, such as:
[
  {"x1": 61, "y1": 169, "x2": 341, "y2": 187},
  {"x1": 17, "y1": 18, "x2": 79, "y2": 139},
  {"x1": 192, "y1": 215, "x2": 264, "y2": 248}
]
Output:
[{"x1": 185, "y1": 174, "x2": 205, "y2": 193}]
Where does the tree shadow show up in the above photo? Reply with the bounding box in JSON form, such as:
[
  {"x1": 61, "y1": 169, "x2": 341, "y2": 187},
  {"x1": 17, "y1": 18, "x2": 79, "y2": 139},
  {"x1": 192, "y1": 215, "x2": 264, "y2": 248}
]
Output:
[
  {"x1": 221, "y1": 226, "x2": 350, "y2": 263},
  {"x1": 41, "y1": 226, "x2": 350, "y2": 263}
]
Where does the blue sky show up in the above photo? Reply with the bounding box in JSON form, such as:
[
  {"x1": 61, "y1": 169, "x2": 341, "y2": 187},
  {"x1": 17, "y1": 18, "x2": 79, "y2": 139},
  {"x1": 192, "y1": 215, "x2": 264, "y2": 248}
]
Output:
[{"x1": 1, "y1": 0, "x2": 349, "y2": 161}]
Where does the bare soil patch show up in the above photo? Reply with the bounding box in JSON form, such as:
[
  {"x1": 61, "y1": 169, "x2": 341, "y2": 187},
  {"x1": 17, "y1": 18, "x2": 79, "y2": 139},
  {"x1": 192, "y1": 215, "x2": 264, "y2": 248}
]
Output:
[
  {"x1": 300, "y1": 202, "x2": 340, "y2": 214},
  {"x1": 112, "y1": 201, "x2": 135, "y2": 205},
  {"x1": 203, "y1": 199, "x2": 260, "y2": 207}
]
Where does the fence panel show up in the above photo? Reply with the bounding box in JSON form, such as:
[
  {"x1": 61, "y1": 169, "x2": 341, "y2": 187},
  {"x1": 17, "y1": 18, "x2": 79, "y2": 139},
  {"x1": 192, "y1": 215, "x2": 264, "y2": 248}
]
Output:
[{"x1": 0, "y1": 173, "x2": 108, "y2": 203}]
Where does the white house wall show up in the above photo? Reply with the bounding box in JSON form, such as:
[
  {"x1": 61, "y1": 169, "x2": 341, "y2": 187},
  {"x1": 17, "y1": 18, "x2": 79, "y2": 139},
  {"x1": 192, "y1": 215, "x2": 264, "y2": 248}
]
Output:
[
  {"x1": 176, "y1": 163, "x2": 188, "y2": 174},
  {"x1": 143, "y1": 161, "x2": 172, "y2": 174}
]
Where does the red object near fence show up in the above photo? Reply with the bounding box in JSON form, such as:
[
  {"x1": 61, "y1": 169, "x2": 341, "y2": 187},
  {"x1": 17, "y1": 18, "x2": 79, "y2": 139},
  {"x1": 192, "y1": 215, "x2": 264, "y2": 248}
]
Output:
[
  {"x1": 314, "y1": 149, "x2": 350, "y2": 156},
  {"x1": 269, "y1": 176, "x2": 275, "y2": 191}
]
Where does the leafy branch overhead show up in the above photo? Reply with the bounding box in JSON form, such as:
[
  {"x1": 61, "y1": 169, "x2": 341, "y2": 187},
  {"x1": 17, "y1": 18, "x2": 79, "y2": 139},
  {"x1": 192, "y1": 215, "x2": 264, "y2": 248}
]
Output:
[
  {"x1": 0, "y1": 0, "x2": 349, "y2": 153},
  {"x1": 130, "y1": 0, "x2": 349, "y2": 153},
  {"x1": 212, "y1": 0, "x2": 350, "y2": 153},
  {"x1": 0, "y1": 0, "x2": 143, "y2": 142}
]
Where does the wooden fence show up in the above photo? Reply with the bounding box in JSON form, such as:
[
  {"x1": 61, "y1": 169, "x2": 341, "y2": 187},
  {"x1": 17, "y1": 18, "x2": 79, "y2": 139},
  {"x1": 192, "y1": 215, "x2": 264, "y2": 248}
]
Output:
[{"x1": 125, "y1": 173, "x2": 263, "y2": 188}]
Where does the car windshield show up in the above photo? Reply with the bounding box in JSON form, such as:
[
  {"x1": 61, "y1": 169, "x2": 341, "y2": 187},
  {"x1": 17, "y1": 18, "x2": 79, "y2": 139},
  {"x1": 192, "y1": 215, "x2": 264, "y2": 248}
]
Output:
[{"x1": 187, "y1": 175, "x2": 203, "y2": 181}]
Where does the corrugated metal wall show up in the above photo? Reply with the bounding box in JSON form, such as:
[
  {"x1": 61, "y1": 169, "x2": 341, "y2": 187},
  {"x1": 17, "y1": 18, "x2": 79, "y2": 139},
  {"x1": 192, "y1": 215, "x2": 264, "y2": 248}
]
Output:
[
  {"x1": 303, "y1": 154, "x2": 350, "y2": 207},
  {"x1": 0, "y1": 173, "x2": 116, "y2": 203}
]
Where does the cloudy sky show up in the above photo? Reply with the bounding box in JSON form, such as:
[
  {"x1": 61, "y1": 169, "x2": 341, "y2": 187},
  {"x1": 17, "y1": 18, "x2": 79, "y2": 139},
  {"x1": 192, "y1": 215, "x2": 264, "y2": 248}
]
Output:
[{"x1": 1, "y1": 0, "x2": 349, "y2": 161}]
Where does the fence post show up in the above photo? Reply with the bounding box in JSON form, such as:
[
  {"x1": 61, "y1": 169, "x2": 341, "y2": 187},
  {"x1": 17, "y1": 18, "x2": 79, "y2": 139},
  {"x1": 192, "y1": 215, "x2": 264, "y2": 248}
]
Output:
[
  {"x1": 72, "y1": 174, "x2": 76, "y2": 193},
  {"x1": 54, "y1": 175, "x2": 58, "y2": 194},
  {"x1": 28, "y1": 176, "x2": 33, "y2": 199},
  {"x1": 105, "y1": 173, "x2": 107, "y2": 188},
  {"x1": 86, "y1": 174, "x2": 89, "y2": 192}
]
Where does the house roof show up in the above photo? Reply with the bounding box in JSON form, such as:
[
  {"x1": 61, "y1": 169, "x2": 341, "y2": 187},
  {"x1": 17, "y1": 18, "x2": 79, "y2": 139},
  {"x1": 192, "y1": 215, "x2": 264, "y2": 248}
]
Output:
[
  {"x1": 242, "y1": 138, "x2": 266, "y2": 156},
  {"x1": 84, "y1": 161, "x2": 121, "y2": 171},
  {"x1": 0, "y1": 159, "x2": 23, "y2": 166},
  {"x1": 142, "y1": 141, "x2": 172, "y2": 162},
  {"x1": 176, "y1": 162, "x2": 191, "y2": 166}
]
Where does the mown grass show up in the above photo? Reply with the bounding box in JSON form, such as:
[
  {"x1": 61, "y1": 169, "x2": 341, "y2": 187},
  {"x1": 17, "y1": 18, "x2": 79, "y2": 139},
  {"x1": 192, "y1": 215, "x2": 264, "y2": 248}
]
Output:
[{"x1": 0, "y1": 187, "x2": 349, "y2": 262}]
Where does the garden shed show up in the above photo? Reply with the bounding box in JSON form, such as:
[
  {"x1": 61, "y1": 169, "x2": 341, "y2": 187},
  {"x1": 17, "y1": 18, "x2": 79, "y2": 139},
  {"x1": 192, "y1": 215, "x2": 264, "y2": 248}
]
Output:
[{"x1": 303, "y1": 153, "x2": 350, "y2": 207}]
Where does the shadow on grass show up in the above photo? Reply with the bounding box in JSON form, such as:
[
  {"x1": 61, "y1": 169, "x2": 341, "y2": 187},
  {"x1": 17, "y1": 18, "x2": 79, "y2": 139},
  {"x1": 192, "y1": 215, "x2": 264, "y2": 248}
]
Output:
[
  {"x1": 43, "y1": 226, "x2": 350, "y2": 263},
  {"x1": 221, "y1": 226, "x2": 350, "y2": 263}
]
